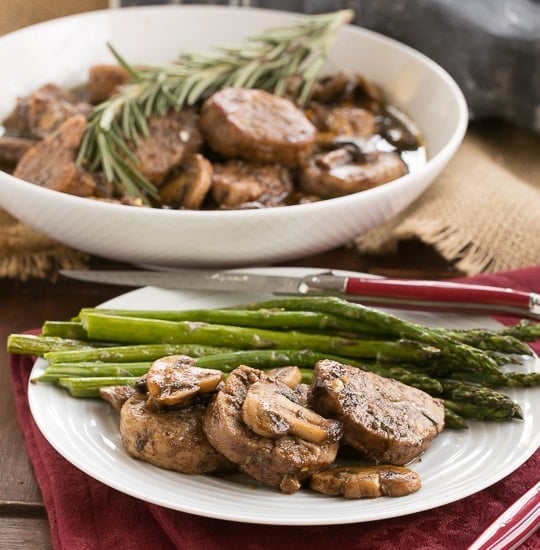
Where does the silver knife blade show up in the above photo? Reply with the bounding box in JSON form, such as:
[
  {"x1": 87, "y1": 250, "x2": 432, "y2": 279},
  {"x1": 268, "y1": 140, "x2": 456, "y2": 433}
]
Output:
[{"x1": 59, "y1": 269, "x2": 331, "y2": 295}]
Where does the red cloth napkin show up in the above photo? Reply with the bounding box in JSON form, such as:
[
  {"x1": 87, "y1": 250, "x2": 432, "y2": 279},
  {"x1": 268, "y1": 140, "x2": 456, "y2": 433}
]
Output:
[{"x1": 9, "y1": 266, "x2": 540, "y2": 550}]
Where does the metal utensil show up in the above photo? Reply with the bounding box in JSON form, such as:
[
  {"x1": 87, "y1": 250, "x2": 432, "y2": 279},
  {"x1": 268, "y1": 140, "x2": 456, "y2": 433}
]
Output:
[
  {"x1": 60, "y1": 269, "x2": 540, "y2": 319},
  {"x1": 468, "y1": 481, "x2": 539, "y2": 550}
]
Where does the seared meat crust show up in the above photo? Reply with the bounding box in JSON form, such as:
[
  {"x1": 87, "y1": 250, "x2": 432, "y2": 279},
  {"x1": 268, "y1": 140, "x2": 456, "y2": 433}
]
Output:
[
  {"x1": 13, "y1": 114, "x2": 98, "y2": 197},
  {"x1": 200, "y1": 88, "x2": 316, "y2": 166},
  {"x1": 203, "y1": 365, "x2": 342, "y2": 494},
  {"x1": 3, "y1": 83, "x2": 92, "y2": 139},
  {"x1": 120, "y1": 392, "x2": 235, "y2": 475},
  {"x1": 210, "y1": 160, "x2": 293, "y2": 208},
  {"x1": 87, "y1": 64, "x2": 131, "y2": 104},
  {"x1": 310, "y1": 359, "x2": 445, "y2": 465},
  {"x1": 133, "y1": 109, "x2": 203, "y2": 187}
]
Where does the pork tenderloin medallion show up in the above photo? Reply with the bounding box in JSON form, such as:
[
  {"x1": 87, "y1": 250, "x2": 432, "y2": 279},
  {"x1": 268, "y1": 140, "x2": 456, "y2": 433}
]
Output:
[
  {"x1": 203, "y1": 365, "x2": 343, "y2": 494},
  {"x1": 118, "y1": 355, "x2": 235, "y2": 475},
  {"x1": 199, "y1": 88, "x2": 316, "y2": 166},
  {"x1": 13, "y1": 114, "x2": 98, "y2": 197},
  {"x1": 310, "y1": 359, "x2": 445, "y2": 465},
  {"x1": 210, "y1": 159, "x2": 293, "y2": 208},
  {"x1": 132, "y1": 108, "x2": 203, "y2": 188},
  {"x1": 120, "y1": 393, "x2": 236, "y2": 475}
]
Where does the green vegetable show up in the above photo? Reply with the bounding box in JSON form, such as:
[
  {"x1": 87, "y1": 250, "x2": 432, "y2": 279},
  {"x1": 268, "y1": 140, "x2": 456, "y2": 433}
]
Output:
[
  {"x1": 57, "y1": 377, "x2": 139, "y2": 398},
  {"x1": 6, "y1": 334, "x2": 96, "y2": 355},
  {"x1": 441, "y1": 379, "x2": 523, "y2": 421},
  {"x1": 238, "y1": 297, "x2": 505, "y2": 374},
  {"x1": 78, "y1": 311, "x2": 441, "y2": 363},
  {"x1": 44, "y1": 343, "x2": 235, "y2": 365}
]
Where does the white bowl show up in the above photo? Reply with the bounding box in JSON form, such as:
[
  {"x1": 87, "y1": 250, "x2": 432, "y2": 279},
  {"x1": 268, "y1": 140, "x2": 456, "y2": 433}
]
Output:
[{"x1": 0, "y1": 5, "x2": 467, "y2": 268}]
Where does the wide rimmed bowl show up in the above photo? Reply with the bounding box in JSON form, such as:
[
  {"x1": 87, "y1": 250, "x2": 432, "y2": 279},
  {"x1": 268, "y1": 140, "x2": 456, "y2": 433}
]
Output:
[{"x1": 0, "y1": 5, "x2": 467, "y2": 267}]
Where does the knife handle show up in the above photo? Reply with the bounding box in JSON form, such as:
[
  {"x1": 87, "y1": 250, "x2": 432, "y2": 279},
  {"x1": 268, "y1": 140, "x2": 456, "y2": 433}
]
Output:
[
  {"x1": 343, "y1": 277, "x2": 539, "y2": 318},
  {"x1": 467, "y1": 481, "x2": 539, "y2": 550}
]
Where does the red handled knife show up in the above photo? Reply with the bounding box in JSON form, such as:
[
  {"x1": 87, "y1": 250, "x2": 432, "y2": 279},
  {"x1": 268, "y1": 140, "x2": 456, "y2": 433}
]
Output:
[
  {"x1": 60, "y1": 269, "x2": 540, "y2": 319},
  {"x1": 468, "y1": 481, "x2": 539, "y2": 550}
]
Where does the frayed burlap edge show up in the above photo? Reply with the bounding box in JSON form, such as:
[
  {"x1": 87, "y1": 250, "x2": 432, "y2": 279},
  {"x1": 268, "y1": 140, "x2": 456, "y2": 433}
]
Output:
[
  {"x1": 355, "y1": 121, "x2": 540, "y2": 276},
  {"x1": 367, "y1": 219, "x2": 500, "y2": 275},
  {"x1": 0, "y1": 209, "x2": 88, "y2": 280}
]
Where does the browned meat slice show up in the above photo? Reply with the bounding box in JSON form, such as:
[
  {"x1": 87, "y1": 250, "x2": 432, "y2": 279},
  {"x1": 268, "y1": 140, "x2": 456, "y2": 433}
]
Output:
[
  {"x1": 159, "y1": 154, "x2": 213, "y2": 209},
  {"x1": 0, "y1": 136, "x2": 36, "y2": 168},
  {"x1": 310, "y1": 464, "x2": 421, "y2": 499},
  {"x1": 120, "y1": 392, "x2": 235, "y2": 475},
  {"x1": 99, "y1": 385, "x2": 135, "y2": 413},
  {"x1": 119, "y1": 356, "x2": 234, "y2": 475},
  {"x1": 210, "y1": 160, "x2": 293, "y2": 208},
  {"x1": 3, "y1": 83, "x2": 92, "y2": 139},
  {"x1": 310, "y1": 359, "x2": 445, "y2": 465},
  {"x1": 199, "y1": 88, "x2": 316, "y2": 166},
  {"x1": 299, "y1": 148, "x2": 408, "y2": 199},
  {"x1": 87, "y1": 64, "x2": 131, "y2": 104},
  {"x1": 133, "y1": 109, "x2": 202, "y2": 187},
  {"x1": 13, "y1": 114, "x2": 98, "y2": 197},
  {"x1": 203, "y1": 365, "x2": 342, "y2": 494}
]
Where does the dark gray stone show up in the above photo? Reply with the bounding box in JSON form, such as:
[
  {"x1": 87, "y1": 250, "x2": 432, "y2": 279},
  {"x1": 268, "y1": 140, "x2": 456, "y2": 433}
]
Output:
[{"x1": 249, "y1": 0, "x2": 540, "y2": 133}]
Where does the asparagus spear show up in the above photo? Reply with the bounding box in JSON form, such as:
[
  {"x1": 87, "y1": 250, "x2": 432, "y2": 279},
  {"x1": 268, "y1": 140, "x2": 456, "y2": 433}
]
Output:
[
  {"x1": 34, "y1": 346, "x2": 443, "y2": 397},
  {"x1": 441, "y1": 379, "x2": 523, "y2": 421},
  {"x1": 41, "y1": 321, "x2": 88, "y2": 341},
  {"x1": 238, "y1": 297, "x2": 505, "y2": 374},
  {"x1": 58, "y1": 376, "x2": 139, "y2": 398},
  {"x1": 432, "y1": 327, "x2": 534, "y2": 356},
  {"x1": 444, "y1": 408, "x2": 468, "y2": 430},
  {"x1": 498, "y1": 319, "x2": 540, "y2": 342},
  {"x1": 79, "y1": 311, "x2": 440, "y2": 363},
  {"x1": 44, "y1": 343, "x2": 235, "y2": 365},
  {"x1": 449, "y1": 368, "x2": 540, "y2": 388},
  {"x1": 34, "y1": 362, "x2": 153, "y2": 383},
  {"x1": 77, "y1": 307, "x2": 381, "y2": 335},
  {"x1": 7, "y1": 334, "x2": 96, "y2": 356}
]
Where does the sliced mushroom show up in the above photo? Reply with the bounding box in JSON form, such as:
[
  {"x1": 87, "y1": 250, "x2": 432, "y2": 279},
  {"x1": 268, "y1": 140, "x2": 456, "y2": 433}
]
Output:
[
  {"x1": 145, "y1": 355, "x2": 223, "y2": 407},
  {"x1": 310, "y1": 464, "x2": 421, "y2": 499},
  {"x1": 241, "y1": 378, "x2": 340, "y2": 443},
  {"x1": 265, "y1": 366, "x2": 303, "y2": 388},
  {"x1": 159, "y1": 153, "x2": 213, "y2": 209},
  {"x1": 299, "y1": 150, "x2": 408, "y2": 199}
]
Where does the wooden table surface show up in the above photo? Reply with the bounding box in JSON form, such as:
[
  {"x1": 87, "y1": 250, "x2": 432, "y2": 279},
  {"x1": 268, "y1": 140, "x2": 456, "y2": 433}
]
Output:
[{"x1": 0, "y1": 243, "x2": 460, "y2": 549}]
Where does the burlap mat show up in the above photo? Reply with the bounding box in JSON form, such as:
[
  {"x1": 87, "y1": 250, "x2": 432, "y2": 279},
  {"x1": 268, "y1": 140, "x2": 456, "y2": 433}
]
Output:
[
  {"x1": 355, "y1": 120, "x2": 540, "y2": 274},
  {"x1": 1, "y1": 4, "x2": 539, "y2": 279}
]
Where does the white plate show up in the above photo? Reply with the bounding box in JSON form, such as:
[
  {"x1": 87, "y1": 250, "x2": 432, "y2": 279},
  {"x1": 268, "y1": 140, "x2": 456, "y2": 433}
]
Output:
[{"x1": 28, "y1": 268, "x2": 540, "y2": 525}]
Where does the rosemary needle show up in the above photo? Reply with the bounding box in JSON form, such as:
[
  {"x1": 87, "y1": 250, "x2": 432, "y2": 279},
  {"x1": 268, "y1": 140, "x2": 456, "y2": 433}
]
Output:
[{"x1": 76, "y1": 9, "x2": 354, "y2": 205}]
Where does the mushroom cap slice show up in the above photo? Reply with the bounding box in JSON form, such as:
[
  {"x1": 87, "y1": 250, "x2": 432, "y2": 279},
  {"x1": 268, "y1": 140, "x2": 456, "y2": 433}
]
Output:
[
  {"x1": 310, "y1": 464, "x2": 421, "y2": 499},
  {"x1": 146, "y1": 355, "x2": 223, "y2": 407}
]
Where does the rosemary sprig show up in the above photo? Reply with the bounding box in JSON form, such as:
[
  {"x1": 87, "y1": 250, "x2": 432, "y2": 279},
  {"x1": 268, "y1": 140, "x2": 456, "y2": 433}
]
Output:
[{"x1": 76, "y1": 9, "x2": 354, "y2": 204}]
